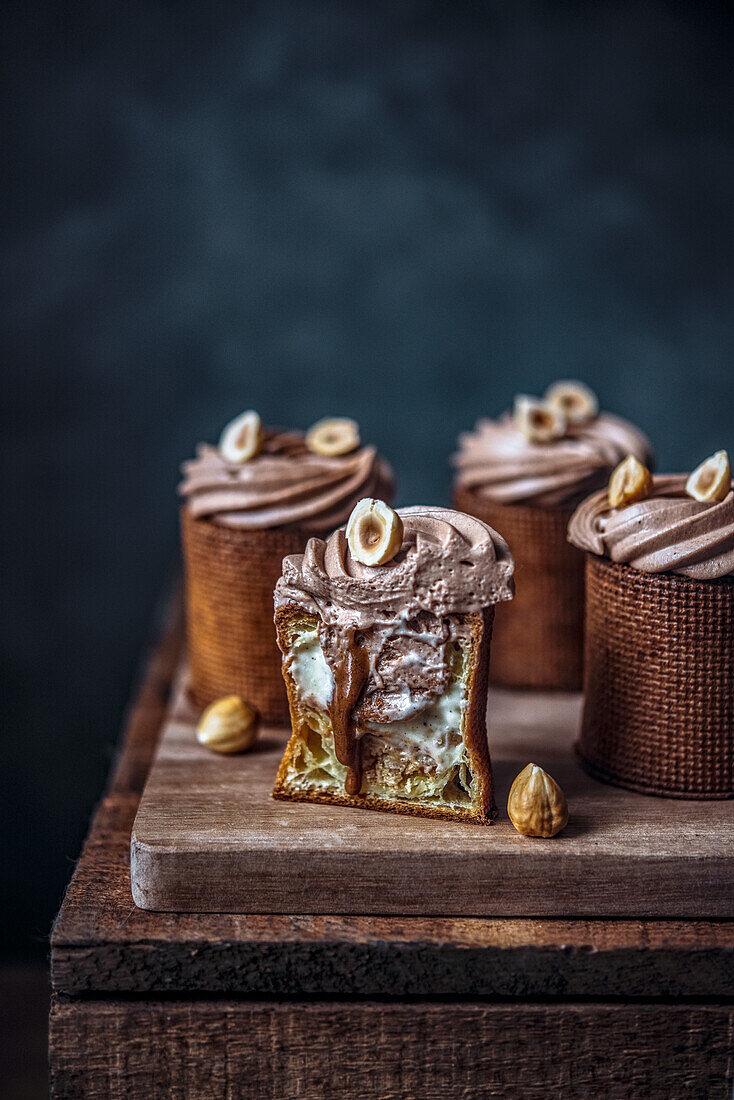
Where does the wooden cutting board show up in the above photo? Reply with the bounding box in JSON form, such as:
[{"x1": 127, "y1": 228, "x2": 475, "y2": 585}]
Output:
[{"x1": 130, "y1": 672, "x2": 734, "y2": 917}]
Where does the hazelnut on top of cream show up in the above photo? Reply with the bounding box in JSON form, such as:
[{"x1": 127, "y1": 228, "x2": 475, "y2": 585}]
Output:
[
  {"x1": 453, "y1": 382, "x2": 653, "y2": 508},
  {"x1": 180, "y1": 423, "x2": 393, "y2": 533},
  {"x1": 275, "y1": 506, "x2": 514, "y2": 629},
  {"x1": 568, "y1": 473, "x2": 734, "y2": 580}
]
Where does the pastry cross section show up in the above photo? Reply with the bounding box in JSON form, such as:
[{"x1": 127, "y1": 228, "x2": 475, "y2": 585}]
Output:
[{"x1": 272, "y1": 605, "x2": 496, "y2": 824}]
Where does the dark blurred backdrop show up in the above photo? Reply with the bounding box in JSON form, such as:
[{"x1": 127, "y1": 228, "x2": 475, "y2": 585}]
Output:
[{"x1": 2, "y1": 0, "x2": 733, "y2": 960}]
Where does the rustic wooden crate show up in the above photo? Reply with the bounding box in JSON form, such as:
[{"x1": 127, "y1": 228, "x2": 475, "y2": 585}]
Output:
[{"x1": 49, "y1": 596, "x2": 734, "y2": 1098}]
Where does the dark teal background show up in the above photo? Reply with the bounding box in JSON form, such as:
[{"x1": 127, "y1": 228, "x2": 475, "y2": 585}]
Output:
[{"x1": 2, "y1": 0, "x2": 733, "y2": 956}]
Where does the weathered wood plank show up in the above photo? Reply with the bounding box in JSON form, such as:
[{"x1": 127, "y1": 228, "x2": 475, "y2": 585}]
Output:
[
  {"x1": 130, "y1": 675, "x2": 734, "y2": 917},
  {"x1": 106, "y1": 585, "x2": 184, "y2": 800},
  {"x1": 49, "y1": 998, "x2": 734, "y2": 1100},
  {"x1": 51, "y1": 804, "x2": 734, "y2": 996},
  {"x1": 51, "y1": 593, "x2": 734, "y2": 999}
]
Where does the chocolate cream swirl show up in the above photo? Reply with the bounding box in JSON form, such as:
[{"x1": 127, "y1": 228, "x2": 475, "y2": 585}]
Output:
[
  {"x1": 180, "y1": 430, "x2": 393, "y2": 532},
  {"x1": 568, "y1": 475, "x2": 734, "y2": 580},
  {"x1": 275, "y1": 505, "x2": 515, "y2": 626},
  {"x1": 454, "y1": 413, "x2": 653, "y2": 508}
]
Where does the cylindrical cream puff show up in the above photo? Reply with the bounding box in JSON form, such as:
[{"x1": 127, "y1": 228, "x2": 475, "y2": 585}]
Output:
[
  {"x1": 273, "y1": 505, "x2": 515, "y2": 823},
  {"x1": 453, "y1": 385, "x2": 653, "y2": 690},
  {"x1": 180, "y1": 417, "x2": 393, "y2": 724},
  {"x1": 568, "y1": 469, "x2": 734, "y2": 799}
]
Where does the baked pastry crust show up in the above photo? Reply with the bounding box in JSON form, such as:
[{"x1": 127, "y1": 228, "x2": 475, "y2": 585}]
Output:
[
  {"x1": 578, "y1": 555, "x2": 734, "y2": 799},
  {"x1": 272, "y1": 603, "x2": 496, "y2": 824},
  {"x1": 453, "y1": 486, "x2": 583, "y2": 690},
  {"x1": 182, "y1": 506, "x2": 319, "y2": 723}
]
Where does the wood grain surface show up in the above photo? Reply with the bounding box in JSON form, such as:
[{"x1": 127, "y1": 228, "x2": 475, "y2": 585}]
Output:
[
  {"x1": 50, "y1": 999, "x2": 734, "y2": 1099},
  {"x1": 49, "y1": 593, "x2": 734, "y2": 1099},
  {"x1": 130, "y1": 669, "x2": 734, "y2": 917},
  {"x1": 54, "y1": 788, "x2": 734, "y2": 996},
  {"x1": 50, "y1": 596, "x2": 734, "y2": 998}
]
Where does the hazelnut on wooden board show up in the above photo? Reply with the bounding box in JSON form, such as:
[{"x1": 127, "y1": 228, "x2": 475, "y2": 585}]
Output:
[
  {"x1": 513, "y1": 396, "x2": 566, "y2": 443},
  {"x1": 686, "y1": 450, "x2": 731, "y2": 503},
  {"x1": 507, "y1": 763, "x2": 568, "y2": 838},
  {"x1": 219, "y1": 410, "x2": 262, "y2": 464},
  {"x1": 544, "y1": 380, "x2": 598, "y2": 425},
  {"x1": 196, "y1": 696, "x2": 260, "y2": 754},
  {"x1": 306, "y1": 417, "x2": 360, "y2": 456},
  {"x1": 608, "y1": 454, "x2": 653, "y2": 509},
  {"x1": 346, "y1": 498, "x2": 403, "y2": 566}
]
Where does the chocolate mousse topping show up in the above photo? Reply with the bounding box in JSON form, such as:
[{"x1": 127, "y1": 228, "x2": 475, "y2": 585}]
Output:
[
  {"x1": 568, "y1": 474, "x2": 734, "y2": 580},
  {"x1": 454, "y1": 412, "x2": 653, "y2": 508},
  {"x1": 276, "y1": 506, "x2": 514, "y2": 625},
  {"x1": 180, "y1": 429, "x2": 393, "y2": 532}
]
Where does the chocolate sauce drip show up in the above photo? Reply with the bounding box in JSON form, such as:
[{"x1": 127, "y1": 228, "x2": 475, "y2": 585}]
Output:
[{"x1": 321, "y1": 626, "x2": 370, "y2": 796}]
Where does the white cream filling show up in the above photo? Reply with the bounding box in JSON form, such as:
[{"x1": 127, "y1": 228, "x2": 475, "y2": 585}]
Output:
[
  {"x1": 285, "y1": 628, "x2": 474, "y2": 806},
  {"x1": 288, "y1": 628, "x2": 334, "y2": 710},
  {"x1": 360, "y1": 677, "x2": 467, "y2": 777}
]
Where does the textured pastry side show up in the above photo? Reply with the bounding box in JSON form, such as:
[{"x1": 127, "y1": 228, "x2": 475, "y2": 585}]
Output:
[
  {"x1": 578, "y1": 556, "x2": 734, "y2": 799},
  {"x1": 454, "y1": 487, "x2": 583, "y2": 690},
  {"x1": 181, "y1": 507, "x2": 308, "y2": 724}
]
